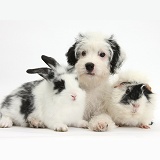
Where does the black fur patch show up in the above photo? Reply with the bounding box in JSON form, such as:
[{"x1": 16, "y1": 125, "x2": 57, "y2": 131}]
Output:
[
  {"x1": 20, "y1": 96, "x2": 34, "y2": 119},
  {"x1": 1, "y1": 80, "x2": 43, "y2": 120},
  {"x1": 18, "y1": 80, "x2": 42, "y2": 119},
  {"x1": 107, "y1": 37, "x2": 123, "y2": 74},
  {"x1": 65, "y1": 43, "x2": 78, "y2": 66},
  {"x1": 54, "y1": 80, "x2": 65, "y2": 94},
  {"x1": 120, "y1": 84, "x2": 152, "y2": 105},
  {"x1": 1, "y1": 95, "x2": 14, "y2": 108}
]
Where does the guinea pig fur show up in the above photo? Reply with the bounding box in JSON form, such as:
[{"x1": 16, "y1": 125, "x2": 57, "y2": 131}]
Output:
[{"x1": 107, "y1": 71, "x2": 156, "y2": 129}]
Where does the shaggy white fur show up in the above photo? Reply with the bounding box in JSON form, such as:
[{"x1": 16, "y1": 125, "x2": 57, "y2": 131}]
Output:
[
  {"x1": 107, "y1": 70, "x2": 156, "y2": 129},
  {"x1": 66, "y1": 32, "x2": 125, "y2": 131}
]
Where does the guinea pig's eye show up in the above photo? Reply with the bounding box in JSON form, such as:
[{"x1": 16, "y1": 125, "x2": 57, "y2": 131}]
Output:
[
  {"x1": 99, "y1": 52, "x2": 106, "y2": 58},
  {"x1": 126, "y1": 88, "x2": 130, "y2": 94},
  {"x1": 81, "y1": 51, "x2": 86, "y2": 57}
]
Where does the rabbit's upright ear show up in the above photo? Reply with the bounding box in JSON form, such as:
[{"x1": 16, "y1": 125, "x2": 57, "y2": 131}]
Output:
[
  {"x1": 26, "y1": 67, "x2": 54, "y2": 80},
  {"x1": 41, "y1": 55, "x2": 60, "y2": 69}
]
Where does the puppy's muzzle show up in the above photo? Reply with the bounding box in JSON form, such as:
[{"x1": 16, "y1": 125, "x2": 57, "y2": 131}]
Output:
[{"x1": 85, "y1": 62, "x2": 94, "y2": 72}]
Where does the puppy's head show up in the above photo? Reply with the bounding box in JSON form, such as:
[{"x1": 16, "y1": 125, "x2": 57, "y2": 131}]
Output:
[{"x1": 66, "y1": 32, "x2": 125, "y2": 88}]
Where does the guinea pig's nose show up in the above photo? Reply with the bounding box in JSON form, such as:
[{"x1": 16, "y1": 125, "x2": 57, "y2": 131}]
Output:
[
  {"x1": 132, "y1": 104, "x2": 140, "y2": 108},
  {"x1": 85, "y1": 62, "x2": 94, "y2": 72},
  {"x1": 71, "y1": 94, "x2": 77, "y2": 101}
]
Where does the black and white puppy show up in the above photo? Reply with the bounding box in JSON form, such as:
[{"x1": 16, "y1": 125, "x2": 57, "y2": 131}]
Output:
[{"x1": 66, "y1": 32, "x2": 125, "y2": 131}]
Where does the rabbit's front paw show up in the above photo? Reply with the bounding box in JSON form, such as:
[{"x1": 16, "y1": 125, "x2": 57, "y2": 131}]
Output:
[
  {"x1": 0, "y1": 116, "x2": 13, "y2": 128},
  {"x1": 27, "y1": 117, "x2": 46, "y2": 128},
  {"x1": 53, "y1": 123, "x2": 68, "y2": 132}
]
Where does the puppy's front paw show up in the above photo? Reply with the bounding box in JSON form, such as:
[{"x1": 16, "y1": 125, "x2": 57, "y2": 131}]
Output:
[
  {"x1": 89, "y1": 114, "x2": 116, "y2": 132},
  {"x1": 53, "y1": 123, "x2": 68, "y2": 132},
  {"x1": 77, "y1": 120, "x2": 89, "y2": 129},
  {"x1": 89, "y1": 121, "x2": 108, "y2": 132}
]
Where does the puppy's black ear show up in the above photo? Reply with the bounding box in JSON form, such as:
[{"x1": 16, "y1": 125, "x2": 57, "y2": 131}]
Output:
[
  {"x1": 107, "y1": 36, "x2": 125, "y2": 74},
  {"x1": 65, "y1": 43, "x2": 78, "y2": 66}
]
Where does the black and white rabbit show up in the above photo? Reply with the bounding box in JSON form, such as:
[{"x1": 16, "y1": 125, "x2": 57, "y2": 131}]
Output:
[
  {"x1": 107, "y1": 71, "x2": 156, "y2": 129},
  {"x1": 0, "y1": 55, "x2": 88, "y2": 132}
]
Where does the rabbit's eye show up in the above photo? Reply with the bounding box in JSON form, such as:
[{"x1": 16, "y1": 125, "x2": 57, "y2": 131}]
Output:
[
  {"x1": 54, "y1": 80, "x2": 65, "y2": 94},
  {"x1": 126, "y1": 89, "x2": 130, "y2": 94}
]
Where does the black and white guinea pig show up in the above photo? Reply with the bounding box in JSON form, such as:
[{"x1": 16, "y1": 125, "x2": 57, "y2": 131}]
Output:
[
  {"x1": 107, "y1": 71, "x2": 156, "y2": 129},
  {"x1": 0, "y1": 55, "x2": 88, "y2": 132}
]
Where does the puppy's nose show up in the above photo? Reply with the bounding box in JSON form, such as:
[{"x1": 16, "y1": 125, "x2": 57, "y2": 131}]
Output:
[{"x1": 85, "y1": 62, "x2": 94, "y2": 72}]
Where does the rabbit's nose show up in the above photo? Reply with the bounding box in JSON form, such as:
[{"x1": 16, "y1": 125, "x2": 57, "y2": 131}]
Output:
[
  {"x1": 132, "y1": 104, "x2": 139, "y2": 108},
  {"x1": 71, "y1": 94, "x2": 77, "y2": 101}
]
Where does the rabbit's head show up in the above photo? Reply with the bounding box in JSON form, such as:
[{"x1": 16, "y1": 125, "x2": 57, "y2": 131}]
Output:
[{"x1": 27, "y1": 55, "x2": 86, "y2": 104}]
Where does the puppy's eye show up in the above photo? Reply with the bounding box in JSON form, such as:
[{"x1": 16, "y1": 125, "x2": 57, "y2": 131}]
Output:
[
  {"x1": 99, "y1": 52, "x2": 106, "y2": 57},
  {"x1": 81, "y1": 51, "x2": 86, "y2": 56},
  {"x1": 126, "y1": 89, "x2": 130, "y2": 94}
]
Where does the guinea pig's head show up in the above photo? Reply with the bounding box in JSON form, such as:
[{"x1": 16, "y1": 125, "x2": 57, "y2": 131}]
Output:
[{"x1": 113, "y1": 82, "x2": 153, "y2": 114}]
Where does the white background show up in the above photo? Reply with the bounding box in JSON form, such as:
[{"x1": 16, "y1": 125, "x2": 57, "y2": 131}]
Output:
[{"x1": 0, "y1": 1, "x2": 160, "y2": 160}]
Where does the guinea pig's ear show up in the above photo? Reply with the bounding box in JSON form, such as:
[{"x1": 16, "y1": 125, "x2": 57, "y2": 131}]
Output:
[
  {"x1": 41, "y1": 55, "x2": 60, "y2": 69},
  {"x1": 145, "y1": 84, "x2": 152, "y2": 92},
  {"x1": 142, "y1": 84, "x2": 153, "y2": 95},
  {"x1": 65, "y1": 42, "x2": 78, "y2": 66},
  {"x1": 26, "y1": 67, "x2": 54, "y2": 81},
  {"x1": 114, "y1": 82, "x2": 129, "y2": 88},
  {"x1": 114, "y1": 83, "x2": 122, "y2": 88},
  {"x1": 107, "y1": 35, "x2": 126, "y2": 74}
]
